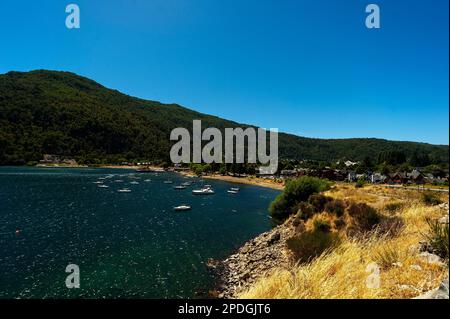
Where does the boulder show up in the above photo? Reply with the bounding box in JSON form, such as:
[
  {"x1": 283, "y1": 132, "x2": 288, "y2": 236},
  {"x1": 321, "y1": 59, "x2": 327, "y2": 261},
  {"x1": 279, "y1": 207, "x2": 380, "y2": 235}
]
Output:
[
  {"x1": 419, "y1": 252, "x2": 444, "y2": 265},
  {"x1": 267, "y1": 231, "x2": 281, "y2": 245},
  {"x1": 414, "y1": 276, "x2": 449, "y2": 299}
]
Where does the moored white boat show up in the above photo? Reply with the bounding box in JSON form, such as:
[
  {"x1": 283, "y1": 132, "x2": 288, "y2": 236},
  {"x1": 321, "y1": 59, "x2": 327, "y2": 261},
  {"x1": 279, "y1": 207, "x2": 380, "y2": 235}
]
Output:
[
  {"x1": 117, "y1": 188, "x2": 131, "y2": 193},
  {"x1": 192, "y1": 186, "x2": 215, "y2": 195},
  {"x1": 173, "y1": 205, "x2": 191, "y2": 211}
]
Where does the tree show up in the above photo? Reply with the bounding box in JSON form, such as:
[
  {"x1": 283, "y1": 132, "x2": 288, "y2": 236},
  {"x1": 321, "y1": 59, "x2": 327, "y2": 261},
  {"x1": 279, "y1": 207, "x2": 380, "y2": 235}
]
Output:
[
  {"x1": 269, "y1": 176, "x2": 331, "y2": 222},
  {"x1": 377, "y1": 150, "x2": 406, "y2": 166}
]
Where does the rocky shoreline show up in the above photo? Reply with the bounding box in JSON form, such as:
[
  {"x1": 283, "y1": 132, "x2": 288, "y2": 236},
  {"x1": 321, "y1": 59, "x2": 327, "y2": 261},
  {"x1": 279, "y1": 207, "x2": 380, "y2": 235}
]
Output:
[
  {"x1": 210, "y1": 202, "x2": 450, "y2": 299},
  {"x1": 209, "y1": 216, "x2": 298, "y2": 298}
]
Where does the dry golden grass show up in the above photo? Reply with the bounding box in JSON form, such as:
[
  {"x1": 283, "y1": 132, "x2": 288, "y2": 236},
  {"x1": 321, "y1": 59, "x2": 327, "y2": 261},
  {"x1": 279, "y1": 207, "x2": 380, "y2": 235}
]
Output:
[{"x1": 239, "y1": 185, "x2": 448, "y2": 299}]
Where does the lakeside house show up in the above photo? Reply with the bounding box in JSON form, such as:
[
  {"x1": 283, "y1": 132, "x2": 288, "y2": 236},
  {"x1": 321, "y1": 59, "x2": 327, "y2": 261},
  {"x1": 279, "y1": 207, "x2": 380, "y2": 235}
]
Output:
[
  {"x1": 370, "y1": 173, "x2": 387, "y2": 184},
  {"x1": 344, "y1": 160, "x2": 358, "y2": 167}
]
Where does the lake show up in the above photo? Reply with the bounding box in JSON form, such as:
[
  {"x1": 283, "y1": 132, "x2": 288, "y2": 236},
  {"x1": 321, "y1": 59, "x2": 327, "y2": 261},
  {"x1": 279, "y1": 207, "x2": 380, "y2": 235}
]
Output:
[{"x1": 0, "y1": 167, "x2": 279, "y2": 298}]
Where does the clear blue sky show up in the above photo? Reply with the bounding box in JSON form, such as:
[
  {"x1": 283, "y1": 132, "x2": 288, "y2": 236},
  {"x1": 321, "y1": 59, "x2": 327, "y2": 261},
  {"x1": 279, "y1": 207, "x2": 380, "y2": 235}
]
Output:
[{"x1": 0, "y1": 0, "x2": 448, "y2": 145}]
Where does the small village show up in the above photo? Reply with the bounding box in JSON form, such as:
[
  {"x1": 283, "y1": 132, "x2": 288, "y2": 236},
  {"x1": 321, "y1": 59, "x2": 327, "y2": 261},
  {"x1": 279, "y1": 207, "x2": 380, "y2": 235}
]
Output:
[{"x1": 275, "y1": 166, "x2": 449, "y2": 186}]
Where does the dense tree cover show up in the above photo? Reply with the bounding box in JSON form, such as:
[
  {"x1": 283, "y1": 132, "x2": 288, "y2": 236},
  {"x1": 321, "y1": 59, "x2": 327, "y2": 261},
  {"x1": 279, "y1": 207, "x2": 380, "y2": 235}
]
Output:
[
  {"x1": 1, "y1": 70, "x2": 448, "y2": 165},
  {"x1": 269, "y1": 176, "x2": 332, "y2": 222}
]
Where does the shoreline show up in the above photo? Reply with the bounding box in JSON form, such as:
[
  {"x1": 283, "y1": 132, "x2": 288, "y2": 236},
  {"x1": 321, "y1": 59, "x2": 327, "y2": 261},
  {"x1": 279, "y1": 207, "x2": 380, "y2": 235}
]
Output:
[
  {"x1": 17, "y1": 165, "x2": 284, "y2": 190},
  {"x1": 211, "y1": 218, "x2": 294, "y2": 298},
  {"x1": 202, "y1": 174, "x2": 284, "y2": 190}
]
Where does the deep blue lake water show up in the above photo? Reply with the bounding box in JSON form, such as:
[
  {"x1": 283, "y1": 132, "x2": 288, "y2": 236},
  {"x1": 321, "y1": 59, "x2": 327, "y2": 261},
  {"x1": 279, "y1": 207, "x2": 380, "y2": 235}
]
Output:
[{"x1": 0, "y1": 167, "x2": 279, "y2": 298}]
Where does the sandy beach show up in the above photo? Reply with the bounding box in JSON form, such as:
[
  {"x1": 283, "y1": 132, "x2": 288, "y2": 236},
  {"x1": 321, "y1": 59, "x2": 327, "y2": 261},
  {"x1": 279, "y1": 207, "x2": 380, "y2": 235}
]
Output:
[
  {"x1": 202, "y1": 174, "x2": 284, "y2": 190},
  {"x1": 99, "y1": 165, "x2": 165, "y2": 171}
]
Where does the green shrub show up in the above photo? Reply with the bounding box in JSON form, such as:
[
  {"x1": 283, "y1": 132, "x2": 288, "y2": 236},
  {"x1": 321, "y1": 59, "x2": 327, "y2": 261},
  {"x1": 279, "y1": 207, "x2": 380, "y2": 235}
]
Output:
[
  {"x1": 355, "y1": 179, "x2": 365, "y2": 188},
  {"x1": 324, "y1": 199, "x2": 346, "y2": 217},
  {"x1": 347, "y1": 203, "x2": 381, "y2": 232},
  {"x1": 424, "y1": 218, "x2": 449, "y2": 261},
  {"x1": 269, "y1": 176, "x2": 331, "y2": 222},
  {"x1": 421, "y1": 192, "x2": 442, "y2": 206},
  {"x1": 313, "y1": 219, "x2": 331, "y2": 233},
  {"x1": 286, "y1": 231, "x2": 341, "y2": 263}
]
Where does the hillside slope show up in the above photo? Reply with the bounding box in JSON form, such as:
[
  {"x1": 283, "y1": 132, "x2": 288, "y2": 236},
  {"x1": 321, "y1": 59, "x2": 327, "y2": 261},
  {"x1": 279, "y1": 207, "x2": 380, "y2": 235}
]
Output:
[{"x1": 0, "y1": 70, "x2": 448, "y2": 165}]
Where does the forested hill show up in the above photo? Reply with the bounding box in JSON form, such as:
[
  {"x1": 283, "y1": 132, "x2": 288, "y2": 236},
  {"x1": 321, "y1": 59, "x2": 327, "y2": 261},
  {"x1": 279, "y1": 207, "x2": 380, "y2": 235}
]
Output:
[{"x1": 0, "y1": 70, "x2": 448, "y2": 165}]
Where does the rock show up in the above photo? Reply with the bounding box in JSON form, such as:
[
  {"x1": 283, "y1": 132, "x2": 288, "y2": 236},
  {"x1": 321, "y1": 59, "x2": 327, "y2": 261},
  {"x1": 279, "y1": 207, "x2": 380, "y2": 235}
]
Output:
[
  {"x1": 213, "y1": 224, "x2": 292, "y2": 298},
  {"x1": 418, "y1": 241, "x2": 433, "y2": 253},
  {"x1": 410, "y1": 264, "x2": 422, "y2": 271},
  {"x1": 438, "y1": 202, "x2": 449, "y2": 212},
  {"x1": 267, "y1": 231, "x2": 280, "y2": 245},
  {"x1": 414, "y1": 276, "x2": 449, "y2": 299},
  {"x1": 435, "y1": 277, "x2": 450, "y2": 299},
  {"x1": 419, "y1": 252, "x2": 443, "y2": 265},
  {"x1": 399, "y1": 285, "x2": 412, "y2": 290},
  {"x1": 206, "y1": 258, "x2": 220, "y2": 269},
  {"x1": 439, "y1": 215, "x2": 449, "y2": 224}
]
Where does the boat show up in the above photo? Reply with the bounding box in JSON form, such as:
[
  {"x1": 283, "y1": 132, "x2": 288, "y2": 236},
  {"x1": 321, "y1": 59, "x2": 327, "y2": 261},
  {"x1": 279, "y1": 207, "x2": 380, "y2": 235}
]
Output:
[
  {"x1": 181, "y1": 182, "x2": 192, "y2": 186},
  {"x1": 230, "y1": 187, "x2": 240, "y2": 191},
  {"x1": 227, "y1": 190, "x2": 238, "y2": 194},
  {"x1": 173, "y1": 205, "x2": 191, "y2": 211},
  {"x1": 130, "y1": 181, "x2": 139, "y2": 185},
  {"x1": 144, "y1": 179, "x2": 151, "y2": 182},
  {"x1": 98, "y1": 184, "x2": 109, "y2": 188},
  {"x1": 173, "y1": 185, "x2": 186, "y2": 189},
  {"x1": 192, "y1": 186, "x2": 215, "y2": 195},
  {"x1": 163, "y1": 180, "x2": 173, "y2": 184},
  {"x1": 117, "y1": 188, "x2": 131, "y2": 193},
  {"x1": 93, "y1": 181, "x2": 103, "y2": 184}
]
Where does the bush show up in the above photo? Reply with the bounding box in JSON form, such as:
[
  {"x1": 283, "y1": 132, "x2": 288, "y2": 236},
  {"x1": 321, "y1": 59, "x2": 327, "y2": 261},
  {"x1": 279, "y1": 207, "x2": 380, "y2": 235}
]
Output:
[
  {"x1": 383, "y1": 202, "x2": 404, "y2": 214},
  {"x1": 355, "y1": 179, "x2": 365, "y2": 188},
  {"x1": 313, "y1": 219, "x2": 332, "y2": 233},
  {"x1": 286, "y1": 231, "x2": 341, "y2": 263},
  {"x1": 374, "y1": 245, "x2": 402, "y2": 269},
  {"x1": 324, "y1": 199, "x2": 346, "y2": 217},
  {"x1": 377, "y1": 216, "x2": 404, "y2": 238},
  {"x1": 347, "y1": 203, "x2": 381, "y2": 233},
  {"x1": 308, "y1": 194, "x2": 332, "y2": 213},
  {"x1": 424, "y1": 218, "x2": 449, "y2": 261},
  {"x1": 421, "y1": 192, "x2": 442, "y2": 206},
  {"x1": 269, "y1": 177, "x2": 331, "y2": 222},
  {"x1": 333, "y1": 217, "x2": 346, "y2": 230},
  {"x1": 296, "y1": 202, "x2": 317, "y2": 221}
]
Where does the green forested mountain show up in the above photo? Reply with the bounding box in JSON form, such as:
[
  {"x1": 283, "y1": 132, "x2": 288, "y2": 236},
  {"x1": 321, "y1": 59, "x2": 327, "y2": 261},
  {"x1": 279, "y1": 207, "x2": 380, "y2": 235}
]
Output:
[{"x1": 0, "y1": 70, "x2": 448, "y2": 165}]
